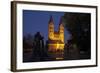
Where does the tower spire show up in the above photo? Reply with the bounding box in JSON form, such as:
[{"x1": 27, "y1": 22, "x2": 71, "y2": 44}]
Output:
[
  {"x1": 49, "y1": 15, "x2": 53, "y2": 23},
  {"x1": 59, "y1": 17, "x2": 63, "y2": 25}
]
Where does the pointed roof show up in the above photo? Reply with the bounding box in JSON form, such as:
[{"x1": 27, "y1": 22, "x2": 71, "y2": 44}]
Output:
[
  {"x1": 59, "y1": 17, "x2": 64, "y2": 27},
  {"x1": 59, "y1": 17, "x2": 63, "y2": 25},
  {"x1": 48, "y1": 15, "x2": 53, "y2": 23}
]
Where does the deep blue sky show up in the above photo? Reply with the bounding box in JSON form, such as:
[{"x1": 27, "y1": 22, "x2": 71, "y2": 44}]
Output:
[{"x1": 23, "y1": 10, "x2": 71, "y2": 42}]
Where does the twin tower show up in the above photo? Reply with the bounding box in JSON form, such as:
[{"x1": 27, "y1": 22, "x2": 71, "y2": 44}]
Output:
[{"x1": 48, "y1": 16, "x2": 65, "y2": 52}]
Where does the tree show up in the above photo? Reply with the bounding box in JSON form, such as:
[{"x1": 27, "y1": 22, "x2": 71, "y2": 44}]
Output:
[{"x1": 63, "y1": 12, "x2": 91, "y2": 59}]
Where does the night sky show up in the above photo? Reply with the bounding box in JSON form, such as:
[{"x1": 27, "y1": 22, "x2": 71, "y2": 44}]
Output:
[{"x1": 23, "y1": 10, "x2": 71, "y2": 42}]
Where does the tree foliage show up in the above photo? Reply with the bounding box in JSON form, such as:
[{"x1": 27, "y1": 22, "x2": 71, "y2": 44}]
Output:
[{"x1": 63, "y1": 13, "x2": 91, "y2": 52}]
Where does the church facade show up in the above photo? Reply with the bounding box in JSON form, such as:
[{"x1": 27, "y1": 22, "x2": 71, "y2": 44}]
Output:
[{"x1": 48, "y1": 16, "x2": 65, "y2": 52}]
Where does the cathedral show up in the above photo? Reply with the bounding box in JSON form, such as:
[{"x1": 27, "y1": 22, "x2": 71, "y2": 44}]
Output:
[{"x1": 48, "y1": 16, "x2": 65, "y2": 52}]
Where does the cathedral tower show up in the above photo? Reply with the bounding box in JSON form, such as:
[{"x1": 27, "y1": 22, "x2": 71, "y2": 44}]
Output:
[
  {"x1": 48, "y1": 16, "x2": 65, "y2": 52},
  {"x1": 59, "y1": 18, "x2": 64, "y2": 42},
  {"x1": 48, "y1": 16, "x2": 54, "y2": 40}
]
